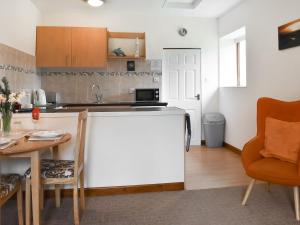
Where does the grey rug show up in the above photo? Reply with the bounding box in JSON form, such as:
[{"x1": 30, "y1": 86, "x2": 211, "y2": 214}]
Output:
[{"x1": 2, "y1": 184, "x2": 299, "y2": 225}]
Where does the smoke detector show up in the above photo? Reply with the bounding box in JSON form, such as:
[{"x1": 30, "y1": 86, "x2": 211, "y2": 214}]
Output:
[{"x1": 162, "y1": 0, "x2": 202, "y2": 9}]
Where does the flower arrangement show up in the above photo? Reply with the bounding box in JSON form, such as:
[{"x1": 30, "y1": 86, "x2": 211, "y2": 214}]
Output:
[{"x1": 0, "y1": 77, "x2": 24, "y2": 134}]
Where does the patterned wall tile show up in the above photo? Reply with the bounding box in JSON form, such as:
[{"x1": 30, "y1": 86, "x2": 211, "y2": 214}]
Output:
[
  {"x1": 0, "y1": 43, "x2": 40, "y2": 92},
  {"x1": 41, "y1": 60, "x2": 162, "y2": 103}
]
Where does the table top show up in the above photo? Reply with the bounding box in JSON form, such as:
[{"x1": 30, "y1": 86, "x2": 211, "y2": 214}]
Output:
[{"x1": 0, "y1": 133, "x2": 71, "y2": 156}]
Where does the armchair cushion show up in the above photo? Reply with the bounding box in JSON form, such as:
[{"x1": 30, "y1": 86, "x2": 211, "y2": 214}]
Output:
[
  {"x1": 247, "y1": 157, "x2": 300, "y2": 186},
  {"x1": 260, "y1": 117, "x2": 300, "y2": 164}
]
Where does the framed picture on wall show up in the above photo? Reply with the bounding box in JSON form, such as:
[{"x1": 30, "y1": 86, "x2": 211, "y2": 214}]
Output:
[{"x1": 278, "y1": 19, "x2": 300, "y2": 50}]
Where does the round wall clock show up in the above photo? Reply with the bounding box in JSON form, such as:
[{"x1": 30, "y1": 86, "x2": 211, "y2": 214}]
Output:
[{"x1": 178, "y1": 28, "x2": 188, "y2": 37}]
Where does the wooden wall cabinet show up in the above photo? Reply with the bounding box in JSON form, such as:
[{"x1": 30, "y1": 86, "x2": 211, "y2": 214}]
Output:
[
  {"x1": 71, "y1": 27, "x2": 107, "y2": 68},
  {"x1": 36, "y1": 27, "x2": 72, "y2": 67},
  {"x1": 36, "y1": 27, "x2": 107, "y2": 68}
]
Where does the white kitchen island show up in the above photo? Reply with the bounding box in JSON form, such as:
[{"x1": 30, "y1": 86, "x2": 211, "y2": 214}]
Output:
[{"x1": 1, "y1": 107, "x2": 186, "y2": 189}]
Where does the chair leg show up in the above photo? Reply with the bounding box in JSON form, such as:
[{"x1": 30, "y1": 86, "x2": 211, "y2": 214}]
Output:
[
  {"x1": 40, "y1": 182, "x2": 44, "y2": 210},
  {"x1": 17, "y1": 185, "x2": 24, "y2": 225},
  {"x1": 242, "y1": 179, "x2": 255, "y2": 206},
  {"x1": 55, "y1": 185, "x2": 61, "y2": 208},
  {"x1": 73, "y1": 181, "x2": 80, "y2": 225},
  {"x1": 80, "y1": 170, "x2": 85, "y2": 210},
  {"x1": 25, "y1": 179, "x2": 31, "y2": 225},
  {"x1": 294, "y1": 186, "x2": 300, "y2": 221}
]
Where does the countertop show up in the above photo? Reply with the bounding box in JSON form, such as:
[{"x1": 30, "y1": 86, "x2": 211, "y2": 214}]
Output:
[
  {"x1": 61, "y1": 101, "x2": 169, "y2": 107},
  {"x1": 13, "y1": 101, "x2": 186, "y2": 117},
  {"x1": 14, "y1": 106, "x2": 186, "y2": 118},
  {"x1": 16, "y1": 102, "x2": 168, "y2": 112}
]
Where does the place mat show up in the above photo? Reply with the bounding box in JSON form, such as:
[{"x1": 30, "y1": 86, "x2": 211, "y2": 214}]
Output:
[
  {"x1": 28, "y1": 135, "x2": 65, "y2": 142},
  {"x1": 0, "y1": 140, "x2": 17, "y2": 150},
  {"x1": 0, "y1": 131, "x2": 31, "y2": 150},
  {"x1": 31, "y1": 130, "x2": 65, "y2": 138}
]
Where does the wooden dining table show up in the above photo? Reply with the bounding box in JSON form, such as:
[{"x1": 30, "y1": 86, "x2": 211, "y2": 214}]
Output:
[{"x1": 0, "y1": 133, "x2": 72, "y2": 225}]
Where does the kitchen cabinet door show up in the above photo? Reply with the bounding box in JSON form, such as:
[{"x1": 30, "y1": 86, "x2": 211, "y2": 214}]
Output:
[
  {"x1": 36, "y1": 27, "x2": 72, "y2": 67},
  {"x1": 71, "y1": 27, "x2": 107, "y2": 68}
]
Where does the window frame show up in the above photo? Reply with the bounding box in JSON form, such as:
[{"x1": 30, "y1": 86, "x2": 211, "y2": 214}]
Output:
[
  {"x1": 235, "y1": 38, "x2": 246, "y2": 88},
  {"x1": 236, "y1": 41, "x2": 241, "y2": 87},
  {"x1": 219, "y1": 27, "x2": 246, "y2": 88}
]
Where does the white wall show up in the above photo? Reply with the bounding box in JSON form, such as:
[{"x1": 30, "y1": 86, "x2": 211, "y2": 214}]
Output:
[
  {"x1": 219, "y1": 0, "x2": 300, "y2": 149},
  {"x1": 0, "y1": 0, "x2": 40, "y2": 55},
  {"x1": 41, "y1": 11, "x2": 219, "y2": 114}
]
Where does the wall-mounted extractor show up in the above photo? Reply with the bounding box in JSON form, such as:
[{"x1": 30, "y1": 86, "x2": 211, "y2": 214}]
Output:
[
  {"x1": 162, "y1": 0, "x2": 202, "y2": 9},
  {"x1": 83, "y1": 0, "x2": 104, "y2": 7}
]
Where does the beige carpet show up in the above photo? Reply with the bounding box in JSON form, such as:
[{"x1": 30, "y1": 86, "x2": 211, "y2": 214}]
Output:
[{"x1": 2, "y1": 184, "x2": 299, "y2": 225}]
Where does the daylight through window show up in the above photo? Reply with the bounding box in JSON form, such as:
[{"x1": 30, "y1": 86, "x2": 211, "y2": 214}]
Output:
[{"x1": 219, "y1": 27, "x2": 246, "y2": 87}]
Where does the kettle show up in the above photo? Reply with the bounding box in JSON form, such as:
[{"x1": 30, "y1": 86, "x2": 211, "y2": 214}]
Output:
[{"x1": 32, "y1": 89, "x2": 47, "y2": 106}]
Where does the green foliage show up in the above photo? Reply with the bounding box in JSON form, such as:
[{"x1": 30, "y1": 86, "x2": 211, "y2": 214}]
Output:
[
  {"x1": 0, "y1": 77, "x2": 12, "y2": 114},
  {"x1": 0, "y1": 77, "x2": 11, "y2": 97}
]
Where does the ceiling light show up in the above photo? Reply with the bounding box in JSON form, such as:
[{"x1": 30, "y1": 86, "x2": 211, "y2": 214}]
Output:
[
  {"x1": 162, "y1": 0, "x2": 202, "y2": 9},
  {"x1": 87, "y1": 0, "x2": 104, "y2": 7}
]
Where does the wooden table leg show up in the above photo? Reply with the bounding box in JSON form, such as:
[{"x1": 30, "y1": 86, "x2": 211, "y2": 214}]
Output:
[
  {"x1": 53, "y1": 146, "x2": 61, "y2": 208},
  {"x1": 31, "y1": 151, "x2": 41, "y2": 225},
  {"x1": 52, "y1": 146, "x2": 59, "y2": 160}
]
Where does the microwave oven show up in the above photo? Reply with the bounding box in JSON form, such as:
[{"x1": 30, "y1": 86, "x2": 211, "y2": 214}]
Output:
[{"x1": 135, "y1": 89, "x2": 160, "y2": 102}]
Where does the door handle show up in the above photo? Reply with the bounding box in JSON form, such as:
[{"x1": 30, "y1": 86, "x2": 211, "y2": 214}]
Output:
[
  {"x1": 195, "y1": 94, "x2": 200, "y2": 101},
  {"x1": 185, "y1": 113, "x2": 191, "y2": 152}
]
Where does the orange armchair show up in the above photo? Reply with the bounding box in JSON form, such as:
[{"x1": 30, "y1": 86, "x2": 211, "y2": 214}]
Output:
[{"x1": 241, "y1": 97, "x2": 300, "y2": 221}]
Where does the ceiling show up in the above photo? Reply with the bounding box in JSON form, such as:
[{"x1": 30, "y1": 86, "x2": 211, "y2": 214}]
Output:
[{"x1": 31, "y1": 0, "x2": 245, "y2": 18}]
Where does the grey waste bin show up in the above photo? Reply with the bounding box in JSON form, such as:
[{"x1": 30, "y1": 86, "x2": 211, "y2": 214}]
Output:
[{"x1": 203, "y1": 113, "x2": 225, "y2": 148}]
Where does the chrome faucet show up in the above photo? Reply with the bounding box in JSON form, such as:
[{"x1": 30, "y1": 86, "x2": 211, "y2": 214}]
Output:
[{"x1": 91, "y1": 84, "x2": 103, "y2": 103}]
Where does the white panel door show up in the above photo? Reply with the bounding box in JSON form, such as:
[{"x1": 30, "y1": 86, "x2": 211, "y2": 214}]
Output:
[{"x1": 162, "y1": 49, "x2": 201, "y2": 145}]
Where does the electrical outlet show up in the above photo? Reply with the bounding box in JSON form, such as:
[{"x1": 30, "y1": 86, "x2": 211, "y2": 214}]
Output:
[
  {"x1": 129, "y1": 88, "x2": 135, "y2": 94},
  {"x1": 153, "y1": 76, "x2": 160, "y2": 83}
]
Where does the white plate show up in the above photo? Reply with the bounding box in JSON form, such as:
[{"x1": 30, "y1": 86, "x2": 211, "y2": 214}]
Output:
[
  {"x1": 31, "y1": 130, "x2": 65, "y2": 138},
  {"x1": 0, "y1": 137, "x2": 12, "y2": 146}
]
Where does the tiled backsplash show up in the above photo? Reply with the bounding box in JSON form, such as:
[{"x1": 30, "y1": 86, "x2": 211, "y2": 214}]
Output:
[
  {"x1": 0, "y1": 43, "x2": 41, "y2": 91},
  {"x1": 41, "y1": 60, "x2": 162, "y2": 103}
]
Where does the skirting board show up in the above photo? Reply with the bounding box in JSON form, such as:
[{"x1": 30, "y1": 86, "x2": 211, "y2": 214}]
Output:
[
  {"x1": 224, "y1": 142, "x2": 242, "y2": 155},
  {"x1": 44, "y1": 182, "x2": 184, "y2": 198},
  {"x1": 201, "y1": 140, "x2": 241, "y2": 155}
]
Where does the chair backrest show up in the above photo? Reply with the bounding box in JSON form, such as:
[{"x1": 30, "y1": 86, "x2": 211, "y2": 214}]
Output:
[
  {"x1": 74, "y1": 110, "x2": 88, "y2": 175},
  {"x1": 257, "y1": 98, "x2": 300, "y2": 137}
]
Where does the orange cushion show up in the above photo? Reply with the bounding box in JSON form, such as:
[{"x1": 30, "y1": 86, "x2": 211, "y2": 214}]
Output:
[{"x1": 260, "y1": 117, "x2": 300, "y2": 164}]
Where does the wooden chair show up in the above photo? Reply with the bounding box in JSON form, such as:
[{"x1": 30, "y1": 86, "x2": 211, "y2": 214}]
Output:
[
  {"x1": 0, "y1": 174, "x2": 24, "y2": 225},
  {"x1": 241, "y1": 98, "x2": 300, "y2": 220},
  {"x1": 25, "y1": 110, "x2": 88, "y2": 225}
]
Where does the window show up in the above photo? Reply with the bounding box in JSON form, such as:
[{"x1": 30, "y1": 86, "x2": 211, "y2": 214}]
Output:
[{"x1": 219, "y1": 27, "x2": 246, "y2": 87}]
